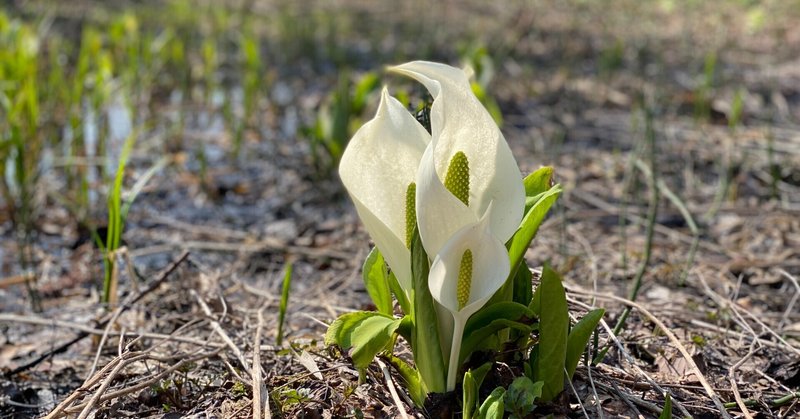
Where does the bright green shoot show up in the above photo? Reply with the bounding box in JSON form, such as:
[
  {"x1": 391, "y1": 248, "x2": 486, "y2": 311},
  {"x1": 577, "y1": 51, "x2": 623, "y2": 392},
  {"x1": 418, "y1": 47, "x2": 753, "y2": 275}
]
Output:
[
  {"x1": 102, "y1": 132, "x2": 136, "y2": 306},
  {"x1": 276, "y1": 262, "x2": 293, "y2": 346}
]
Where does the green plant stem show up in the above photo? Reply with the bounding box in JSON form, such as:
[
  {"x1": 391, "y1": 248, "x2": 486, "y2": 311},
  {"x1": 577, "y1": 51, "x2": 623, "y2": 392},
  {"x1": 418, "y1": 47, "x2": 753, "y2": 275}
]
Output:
[
  {"x1": 410, "y1": 231, "x2": 446, "y2": 394},
  {"x1": 103, "y1": 132, "x2": 136, "y2": 305},
  {"x1": 723, "y1": 391, "x2": 800, "y2": 410},
  {"x1": 446, "y1": 317, "x2": 466, "y2": 391}
]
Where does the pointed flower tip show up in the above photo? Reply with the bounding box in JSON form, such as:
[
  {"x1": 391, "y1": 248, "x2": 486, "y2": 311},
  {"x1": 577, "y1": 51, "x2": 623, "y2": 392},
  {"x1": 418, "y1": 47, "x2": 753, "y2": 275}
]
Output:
[
  {"x1": 385, "y1": 64, "x2": 403, "y2": 76},
  {"x1": 386, "y1": 61, "x2": 437, "y2": 80},
  {"x1": 375, "y1": 86, "x2": 391, "y2": 116},
  {"x1": 462, "y1": 64, "x2": 475, "y2": 80}
]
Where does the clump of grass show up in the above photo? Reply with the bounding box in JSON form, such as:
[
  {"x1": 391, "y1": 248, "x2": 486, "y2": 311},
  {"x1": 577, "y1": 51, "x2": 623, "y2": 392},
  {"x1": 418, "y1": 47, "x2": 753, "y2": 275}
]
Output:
[
  {"x1": 0, "y1": 12, "x2": 43, "y2": 310},
  {"x1": 100, "y1": 132, "x2": 136, "y2": 306}
]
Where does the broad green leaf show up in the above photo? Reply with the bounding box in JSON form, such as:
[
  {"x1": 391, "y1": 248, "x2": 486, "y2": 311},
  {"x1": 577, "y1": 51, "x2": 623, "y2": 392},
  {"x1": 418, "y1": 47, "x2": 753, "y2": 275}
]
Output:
[
  {"x1": 461, "y1": 302, "x2": 534, "y2": 364},
  {"x1": 524, "y1": 167, "x2": 554, "y2": 200},
  {"x1": 658, "y1": 392, "x2": 673, "y2": 419},
  {"x1": 410, "y1": 230, "x2": 446, "y2": 393},
  {"x1": 349, "y1": 315, "x2": 402, "y2": 369},
  {"x1": 536, "y1": 264, "x2": 569, "y2": 402},
  {"x1": 325, "y1": 311, "x2": 381, "y2": 347},
  {"x1": 465, "y1": 302, "x2": 534, "y2": 337},
  {"x1": 385, "y1": 353, "x2": 427, "y2": 408},
  {"x1": 505, "y1": 377, "x2": 543, "y2": 418},
  {"x1": 461, "y1": 319, "x2": 533, "y2": 365},
  {"x1": 565, "y1": 308, "x2": 605, "y2": 379},
  {"x1": 507, "y1": 185, "x2": 561, "y2": 282},
  {"x1": 463, "y1": 362, "x2": 493, "y2": 419},
  {"x1": 325, "y1": 311, "x2": 400, "y2": 369},
  {"x1": 478, "y1": 387, "x2": 506, "y2": 419},
  {"x1": 362, "y1": 247, "x2": 393, "y2": 315}
]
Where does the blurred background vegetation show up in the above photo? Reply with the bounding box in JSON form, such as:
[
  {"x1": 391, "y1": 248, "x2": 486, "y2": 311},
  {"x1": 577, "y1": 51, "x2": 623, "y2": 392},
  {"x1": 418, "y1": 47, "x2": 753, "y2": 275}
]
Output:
[{"x1": 1, "y1": 0, "x2": 799, "y2": 307}]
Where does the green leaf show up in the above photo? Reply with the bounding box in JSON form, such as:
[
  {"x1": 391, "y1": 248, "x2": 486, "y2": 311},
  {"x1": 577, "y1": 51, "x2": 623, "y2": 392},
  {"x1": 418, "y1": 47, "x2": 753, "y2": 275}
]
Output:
[
  {"x1": 512, "y1": 261, "x2": 533, "y2": 307},
  {"x1": 362, "y1": 247, "x2": 393, "y2": 315},
  {"x1": 536, "y1": 264, "x2": 569, "y2": 402},
  {"x1": 465, "y1": 302, "x2": 534, "y2": 337},
  {"x1": 396, "y1": 314, "x2": 413, "y2": 341},
  {"x1": 565, "y1": 308, "x2": 605, "y2": 379},
  {"x1": 325, "y1": 311, "x2": 376, "y2": 346},
  {"x1": 461, "y1": 302, "x2": 535, "y2": 364},
  {"x1": 324, "y1": 311, "x2": 400, "y2": 369},
  {"x1": 505, "y1": 377, "x2": 543, "y2": 418},
  {"x1": 491, "y1": 179, "x2": 560, "y2": 307},
  {"x1": 462, "y1": 319, "x2": 534, "y2": 365},
  {"x1": 385, "y1": 353, "x2": 427, "y2": 408},
  {"x1": 507, "y1": 185, "x2": 561, "y2": 283},
  {"x1": 478, "y1": 387, "x2": 506, "y2": 419},
  {"x1": 524, "y1": 167, "x2": 554, "y2": 201},
  {"x1": 463, "y1": 362, "x2": 493, "y2": 419},
  {"x1": 658, "y1": 393, "x2": 673, "y2": 419},
  {"x1": 349, "y1": 316, "x2": 402, "y2": 369},
  {"x1": 410, "y1": 230, "x2": 446, "y2": 394},
  {"x1": 388, "y1": 270, "x2": 410, "y2": 315},
  {"x1": 276, "y1": 262, "x2": 293, "y2": 346}
]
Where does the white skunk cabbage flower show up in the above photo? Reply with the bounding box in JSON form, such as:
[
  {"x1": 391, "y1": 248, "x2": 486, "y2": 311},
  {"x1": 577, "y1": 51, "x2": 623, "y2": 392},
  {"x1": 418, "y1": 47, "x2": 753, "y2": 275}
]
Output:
[
  {"x1": 339, "y1": 87, "x2": 430, "y2": 292},
  {"x1": 388, "y1": 61, "x2": 525, "y2": 259},
  {"x1": 428, "y1": 207, "x2": 510, "y2": 391}
]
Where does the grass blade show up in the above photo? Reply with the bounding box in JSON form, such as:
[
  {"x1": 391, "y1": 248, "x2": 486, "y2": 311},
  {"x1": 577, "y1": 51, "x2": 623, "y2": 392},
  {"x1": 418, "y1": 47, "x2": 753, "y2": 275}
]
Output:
[{"x1": 277, "y1": 262, "x2": 293, "y2": 346}]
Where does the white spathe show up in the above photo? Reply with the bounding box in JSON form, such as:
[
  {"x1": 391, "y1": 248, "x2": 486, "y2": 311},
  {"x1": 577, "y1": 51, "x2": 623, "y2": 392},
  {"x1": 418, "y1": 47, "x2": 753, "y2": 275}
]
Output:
[
  {"x1": 339, "y1": 87, "x2": 430, "y2": 291},
  {"x1": 428, "y1": 208, "x2": 511, "y2": 391},
  {"x1": 388, "y1": 61, "x2": 525, "y2": 258}
]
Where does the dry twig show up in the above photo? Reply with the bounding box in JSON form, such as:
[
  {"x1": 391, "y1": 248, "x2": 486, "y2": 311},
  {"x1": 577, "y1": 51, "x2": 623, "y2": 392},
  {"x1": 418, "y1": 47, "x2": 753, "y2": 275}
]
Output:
[
  {"x1": 377, "y1": 359, "x2": 411, "y2": 419},
  {"x1": 566, "y1": 284, "x2": 728, "y2": 417},
  {"x1": 253, "y1": 306, "x2": 271, "y2": 419},
  {"x1": 191, "y1": 289, "x2": 253, "y2": 381}
]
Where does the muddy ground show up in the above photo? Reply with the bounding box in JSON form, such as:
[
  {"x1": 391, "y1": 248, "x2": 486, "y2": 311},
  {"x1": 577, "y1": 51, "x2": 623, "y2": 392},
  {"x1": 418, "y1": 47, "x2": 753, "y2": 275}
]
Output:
[{"x1": 1, "y1": 1, "x2": 799, "y2": 418}]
